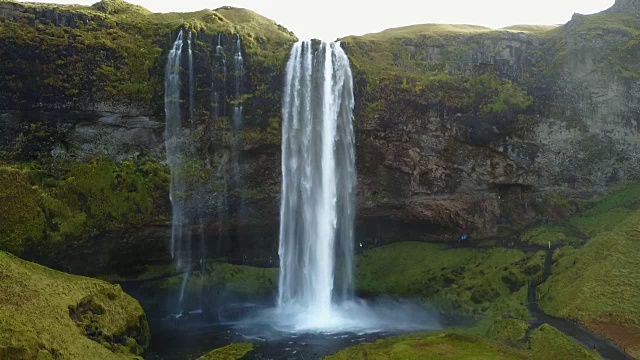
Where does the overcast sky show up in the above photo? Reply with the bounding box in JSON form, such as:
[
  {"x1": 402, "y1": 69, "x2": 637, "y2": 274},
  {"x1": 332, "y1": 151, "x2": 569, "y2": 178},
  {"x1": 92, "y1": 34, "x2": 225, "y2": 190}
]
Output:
[{"x1": 19, "y1": 0, "x2": 616, "y2": 40}]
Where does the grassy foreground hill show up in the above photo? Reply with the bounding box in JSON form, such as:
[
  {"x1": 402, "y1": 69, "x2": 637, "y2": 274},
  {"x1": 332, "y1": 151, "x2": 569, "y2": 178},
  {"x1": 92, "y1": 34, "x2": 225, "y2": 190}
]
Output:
[{"x1": 0, "y1": 250, "x2": 149, "y2": 359}]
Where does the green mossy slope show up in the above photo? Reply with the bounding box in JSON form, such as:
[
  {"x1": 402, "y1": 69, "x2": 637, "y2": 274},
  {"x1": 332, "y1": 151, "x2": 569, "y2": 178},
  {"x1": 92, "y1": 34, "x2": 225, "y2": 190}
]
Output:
[
  {"x1": 538, "y1": 212, "x2": 640, "y2": 344},
  {"x1": 147, "y1": 260, "x2": 277, "y2": 309},
  {"x1": 0, "y1": 159, "x2": 169, "y2": 263},
  {"x1": 527, "y1": 182, "x2": 640, "y2": 356},
  {"x1": 324, "y1": 333, "x2": 528, "y2": 360},
  {"x1": 0, "y1": 167, "x2": 45, "y2": 255},
  {"x1": 0, "y1": 251, "x2": 149, "y2": 359},
  {"x1": 530, "y1": 324, "x2": 601, "y2": 360},
  {"x1": 355, "y1": 242, "x2": 537, "y2": 318},
  {"x1": 197, "y1": 343, "x2": 254, "y2": 360},
  {"x1": 0, "y1": 0, "x2": 296, "y2": 114},
  {"x1": 325, "y1": 325, "x2": 601, "y2": 360}
]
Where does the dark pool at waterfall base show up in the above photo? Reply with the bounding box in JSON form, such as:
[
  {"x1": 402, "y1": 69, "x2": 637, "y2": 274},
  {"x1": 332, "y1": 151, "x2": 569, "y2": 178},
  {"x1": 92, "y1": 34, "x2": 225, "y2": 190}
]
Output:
[{"x1": 139, "y1": 297, "x2": 443, "y2": 360}]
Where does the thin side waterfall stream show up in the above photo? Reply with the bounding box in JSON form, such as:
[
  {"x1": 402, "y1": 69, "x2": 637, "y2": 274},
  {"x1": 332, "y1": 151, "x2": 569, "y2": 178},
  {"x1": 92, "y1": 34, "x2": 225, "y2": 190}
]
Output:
[
  {"x1": 232, "y1": 34, "x2": 245, "y2": 218},
  {"x1": 166, "y1": 30, "x2": 183, "y2": 264},
  {"x1": 165, "y1": 30, "x2": 193, "y2": 312}
]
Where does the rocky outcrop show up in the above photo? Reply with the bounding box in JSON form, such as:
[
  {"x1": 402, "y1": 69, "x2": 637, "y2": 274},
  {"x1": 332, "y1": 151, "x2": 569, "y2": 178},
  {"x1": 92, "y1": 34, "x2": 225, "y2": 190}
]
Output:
[
  {"x1": 607, "y1": 0, "x2": 640, "y2": 12},
  {"x1": 0, "y1": 110, "x2": 165, "y2": 161}
]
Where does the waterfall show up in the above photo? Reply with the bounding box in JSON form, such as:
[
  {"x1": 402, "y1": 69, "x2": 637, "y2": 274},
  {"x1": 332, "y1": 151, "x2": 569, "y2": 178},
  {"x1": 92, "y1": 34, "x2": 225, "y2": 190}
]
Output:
[
  {"x1": 165, "y1": 30, "x2": 184, "y2": 262},
  {"x1": 232, "y1": 34, "x2": 243, "y2": 130},
  {"x1": 213, "y1": 34, "x2": 227, "y2": 118},
  {"x1": 213, "y1": 33, "x2": 229, "y2": 257},
  {"x1": 188, "y1": 31, "x2": 195, "y2": 124},
  {"x1": 165, "y1": 30, "x2": 192, "y2": 309},
  {"x1": 278, "y1": 41, "x2": 356, "y2": 323},
  {"x1": 231, "y1": 34, "x2": 245, "y2": 217}
]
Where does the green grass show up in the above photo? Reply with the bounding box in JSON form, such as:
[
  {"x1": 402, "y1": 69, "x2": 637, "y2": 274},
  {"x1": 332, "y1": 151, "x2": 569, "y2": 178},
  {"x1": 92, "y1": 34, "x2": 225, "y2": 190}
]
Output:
[
  {"x1": 152, "y1": 260, "x2": 277, "y2": 305},
  {"x1": 485, "y1": 318, "x2": 529, "y2": 345},
  {"x1": 324, "y1": 333, "x2": 528, "y2": 360},
  {"x1": 0, "y1": 167, "x2": 45, "y2": 256},
  {"x1": 568, "y1": 182, "x2": 640, "y2": 237},
  {"x1": 500, "y1": 25, "x2": 559, "y2": 33},
  {"x1": 530, "y1": 324, "x2": 601, "y2": 359},
  {"x1": 520, "y1": 224, "x2": 582, "y2": 247},
  {"x1": 324, "y1": 324, "x2": 602, "y2": 359},
  {"x1": 0, "y1": 159, "x2": 169, "y2": 261},
  {"x1": 539, "y1": 211, "x2": 640, "y2": 327},
  {"x1": 197, "y1": 343, "x2": 254, "y2": 360},
  {"x1": 356, "y1": 24, "x2": 493, "y2": 41},
  {"x1": 355, "y1": 242, "x2": 537, "y2": 318},
  {"x1": 534, "y1": 183, "x2": 640, "y2": 354},
  {"x1": 0, "y1": 251, "x2": 149, "y2": 359}
]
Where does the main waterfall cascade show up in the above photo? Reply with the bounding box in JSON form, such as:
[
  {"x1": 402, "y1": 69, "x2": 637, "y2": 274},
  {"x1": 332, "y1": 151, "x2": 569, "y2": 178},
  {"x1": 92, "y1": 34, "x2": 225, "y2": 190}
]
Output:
[
  {"x1": 278, "y1": 40, "x2": 357, "y2": 326},
  {"x1": 261, "y1": 40, "x2": 439, "y2": 334}
]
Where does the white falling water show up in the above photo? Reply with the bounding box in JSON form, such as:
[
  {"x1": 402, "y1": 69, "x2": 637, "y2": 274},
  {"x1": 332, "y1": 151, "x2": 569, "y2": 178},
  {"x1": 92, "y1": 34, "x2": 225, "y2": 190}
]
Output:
[
  {"x1": 231, "y1": 34, "x2": 245, "y2": 217},
  {"x1": 165, "y1": 30, "x2": 192, "y2": 309},
  {"x1": 165, "y1": 30, "x2": 184, "y2": 262},
  {"x1": 188, "y1": 31, "x2": 195, "y2": 124},
  {"x1": 213, "y1": 33, "x2": 227, "y2": 118},
  {"x1": 232, "y1": 34, "x2": 243, "y2": 130},
  {"x1": 278, "y1": 41, "x2": 356, "y2": 328},
  {"x1": 213, "y1": 33, "x2": 229, "y2": 255}
]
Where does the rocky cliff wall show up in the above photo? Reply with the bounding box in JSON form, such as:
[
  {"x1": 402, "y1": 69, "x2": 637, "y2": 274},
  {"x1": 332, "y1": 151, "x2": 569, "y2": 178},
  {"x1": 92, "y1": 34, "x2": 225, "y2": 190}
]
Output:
[{"x1": 1, "y1": 0, "x2": 640, "y2": 266}]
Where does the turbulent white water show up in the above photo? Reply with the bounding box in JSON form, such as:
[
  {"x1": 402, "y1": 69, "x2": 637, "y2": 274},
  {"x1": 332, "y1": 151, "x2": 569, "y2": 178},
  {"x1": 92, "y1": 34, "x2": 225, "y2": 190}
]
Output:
[{"x1": 278, "y1": 40, "x2": 356, "y2": 329}]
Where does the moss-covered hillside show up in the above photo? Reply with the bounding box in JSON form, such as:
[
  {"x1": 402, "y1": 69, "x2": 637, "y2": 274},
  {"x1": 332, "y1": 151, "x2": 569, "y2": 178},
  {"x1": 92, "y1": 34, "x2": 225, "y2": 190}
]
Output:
[
  {"x1": 0, "y1": 250, "x2": 149, "y2": 359},
  {"x1": 0, "y1": 159, "x2": 169, "y2": 270},
  {"x1": 0, "y1": 0, "x2": 296, "y2": 117},
  {"x1": 325, "y1": 327, "x2": 600, "y2": 360},
  {"x1": 197, "y1": 343, "x2": 254, "y2": 360},
  {"x1": 537, "y1": 185, "x2": 640, "y2": 358},
  {"x1": 352, "y1": 181, "x2": 640, "y2": 357}
]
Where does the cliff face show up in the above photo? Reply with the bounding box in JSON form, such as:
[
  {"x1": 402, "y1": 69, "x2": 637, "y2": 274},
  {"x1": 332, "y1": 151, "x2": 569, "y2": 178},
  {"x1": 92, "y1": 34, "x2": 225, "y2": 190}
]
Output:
[
  {"x1": 607, "y1": 0, "x2": 640, "y2": 12},
  {"x1": 1, "y1": 0, "x2": 640, "y2": 264},
  {"x1": 344, "y1": 7, "x2": 640, "y2": 238}
]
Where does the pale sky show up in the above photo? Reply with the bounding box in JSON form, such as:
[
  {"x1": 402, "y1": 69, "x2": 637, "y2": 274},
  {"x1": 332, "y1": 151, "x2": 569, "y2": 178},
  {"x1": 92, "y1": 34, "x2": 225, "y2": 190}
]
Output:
[{"x1": 18, "y1": 0, "x2": 616, "y2": 40}]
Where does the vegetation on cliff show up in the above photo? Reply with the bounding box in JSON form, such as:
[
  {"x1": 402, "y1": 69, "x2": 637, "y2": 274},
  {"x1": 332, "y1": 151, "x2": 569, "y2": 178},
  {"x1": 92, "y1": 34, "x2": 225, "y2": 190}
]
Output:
[
  {"x1": 0, "y1": 250, "x2": 149, "y2": 359},
  {"x1": 141, "y1": 260, "x2": 277, "y2": 309},
  {"x1": 0, "y1": 0, "x2": 296, "y2": 118},
  {"x1": 0, "y1": 158, "x2": 169, "y2": 264},
  {"x1": 355, "y1": 242, "x2": 537, "y2": 319}
]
